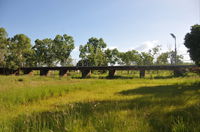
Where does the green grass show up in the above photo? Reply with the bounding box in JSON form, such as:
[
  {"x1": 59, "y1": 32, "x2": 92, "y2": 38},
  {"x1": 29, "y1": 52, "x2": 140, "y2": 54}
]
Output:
[{"x1": 0, "y1": 73, "x2": 200, "y2": 132}]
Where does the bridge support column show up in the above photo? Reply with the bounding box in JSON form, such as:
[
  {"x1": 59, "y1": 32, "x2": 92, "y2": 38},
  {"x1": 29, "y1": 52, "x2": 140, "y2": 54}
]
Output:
[
  {"x1": 59, "y1": 69, "x2": 68, "y2": 77},
  {"x1": 174, "y1": 69, "x2": 186, "y2": 77},
  {"x1": 0, "y1": 69, "x2": 3, "y2": 75},
  {"x1": 81, "y1": 70, "x2": 91, "y2": 78},
  {"x1": 140, "y1": 70, "x2": 145, "y2": 78},
  {"x1": 14, "y1": 69, "x2": 20, "y2": 75},
  {"x1": 23, "y1": 69, "x2": 33, "y2": 75},
  {"x1": 40, "y1": 69, "x2": 49, "y2": 76},
  {"x1": 108, "y1": 69, "x2": 115, "y2": 78}
]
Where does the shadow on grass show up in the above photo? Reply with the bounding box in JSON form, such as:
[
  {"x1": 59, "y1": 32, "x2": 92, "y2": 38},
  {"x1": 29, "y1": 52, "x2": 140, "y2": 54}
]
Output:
[
  {"x1": 71, "y1": 75, "x2": 175, "y2": 80},
  {"x1": 153, "y1": 75, "x2": 174, "y2": 79},
  {"x1": 71, "y1": 75, "x2": 136, "y2": 79},
  {"x1": 12, "y1": 81, "x2": 200, "y2": 132},
  {"x1": 118, "y1": 81, "x2": 200, "y2": 97}
]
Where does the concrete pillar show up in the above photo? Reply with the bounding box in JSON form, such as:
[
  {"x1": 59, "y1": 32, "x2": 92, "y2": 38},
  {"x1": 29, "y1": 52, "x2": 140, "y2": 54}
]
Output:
[
  {"x1": 0, "y1": 69, "x2": 17, "y2": 75},
  {"x1": 23, "y1": 69, "x2": 33, "y2": 75},
  {"x1": 108, "y1": 69, "x2": 115, "y2": 78},
  {"x1": 0, "y1": 69, "x2": 4, "y2": 75},
  {"x1": 174, "y1": 69, "x2": 186, "y2": 77},
  {"x1": 40, "y1": 69, "x2": 49, "y2": 76},
  {"x1": 140, "y1": 69, "x2": 145, "y2": 78},
  {"x1": 81, "y1": 70, "x2": 91, "y2": 78},
  {"x1": 59, "y1": 69, "x2": 68, "y2": 77},
  {"x1": 14, "y1": 69, "x2": 20, "y2": 76}
]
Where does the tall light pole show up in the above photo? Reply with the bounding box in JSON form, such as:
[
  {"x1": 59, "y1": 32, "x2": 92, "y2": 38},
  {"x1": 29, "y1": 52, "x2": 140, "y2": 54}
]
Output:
[{"x1": 170, "y1": 33, "x2": 177, "y2": 65}]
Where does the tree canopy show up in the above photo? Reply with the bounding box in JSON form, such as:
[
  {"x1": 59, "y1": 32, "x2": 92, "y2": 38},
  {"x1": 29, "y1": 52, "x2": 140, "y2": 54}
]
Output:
[
  {"x1": 184, "y1": 24, "x2": 200, "y2": 66},
  {"x1": 79, "y1": 37, "x2": 107, "y2": 66},
  {"x1": 0, "y1": 28, "x2": 8, "y2": 67},
  {"x1": 6, "y1": 34, "x2": 32, "y2": 69},
  {"x1": 0, "y1": 27, "x2": 188, "y2": 69}
]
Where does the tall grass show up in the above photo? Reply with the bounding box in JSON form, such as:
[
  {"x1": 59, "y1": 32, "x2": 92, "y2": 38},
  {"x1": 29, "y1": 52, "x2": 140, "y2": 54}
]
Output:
[{"x1": 0, "y1": 74, "x2": 200, "y2": 132}]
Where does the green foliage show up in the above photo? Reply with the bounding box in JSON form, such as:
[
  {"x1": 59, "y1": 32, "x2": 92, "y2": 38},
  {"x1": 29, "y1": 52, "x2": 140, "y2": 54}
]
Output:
[
  {"x1": 0, "y1": 27, "x2": 75, "y2": 69},
  {"x1": 79, "y1": 37, "x2": 107, "y2": 66},
  {"x1": 0, "y1": 27, "x2": 8, "y2": 67},
  {"x1": 33, "y1": 38, "x2": 55, "y2": 66},
  {"x1": 53, "y1": 34, "x2": 75, "y2": 66},
  {"x1": 157, "y1": 51, "x2": 183, "y2": 65},
  {"x1": 105, "y1": 48, "x2": 120, "y2": 65},
  {"x1": 117, "y1": 45, "x2": 161, "y2": 66},
  {"x1": 157, "y1": 52, "x2": 170, "y2": 65},
  {"x1": 140, "y1": 52, "x2": 154, "y2": 65},
  {"x1": 169, "y1": 51, "x2": 184, "y2": 65},
  {"x1": 118, "y1": 50, "x2": 142, "y2": 65},
  {"x1": 184, "y1": 24, "x2": 200, "y2": 66},
  {"x1": 0, "y1": 26, "x2": 191, "y2": 69},
  {"x1": 6, "y1": 34, "x2": 32, "y2": 69},
  {"x1": 33, "y1": 34, "x2": 74, "y2": 67}
]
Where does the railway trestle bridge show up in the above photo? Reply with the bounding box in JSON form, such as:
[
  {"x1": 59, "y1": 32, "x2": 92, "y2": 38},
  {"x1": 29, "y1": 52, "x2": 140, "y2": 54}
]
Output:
[{"x1": 0, "y1": 65, "x2": 198, "y2": 78}]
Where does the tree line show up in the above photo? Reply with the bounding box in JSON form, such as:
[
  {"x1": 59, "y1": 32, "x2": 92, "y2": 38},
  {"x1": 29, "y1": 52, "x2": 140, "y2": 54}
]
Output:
[{"x1": 0, "y1": 27, "x2": 187, "y2": 69}]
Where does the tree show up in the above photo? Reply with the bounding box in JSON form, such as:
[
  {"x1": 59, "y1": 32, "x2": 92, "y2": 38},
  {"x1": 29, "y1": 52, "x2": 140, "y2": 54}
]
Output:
[
  {"x1": 33, "y1": 38, "x2": 55, "y2": 67},
  {"x1": 140, "y1": 52, "x2": 154, "y2": 65},
  {"x1": 53, "y1": 34, "x2": 74, "y2": 66},
  {"x1": 169, "y1": 51, "x2": 183, "y2": 65},
  {"x1": 23, "y1": 49, "x2": 36, "y2": 67},
  {"x1": 118, "y1": 50, "x2": 142, "y2": 65},
  {"x1": 0, "y1": 28, "x2": 8, "y2": 67},
  {"x1": 105, "y1": 48, "x2": 119, "y2": 66},
  {"x1": 64, "y1": 56, "x2": 74, "y2": 66},
  {"x1": 149, "y1": 45, "x2": 161, "y2": 58},
  {"x1": 6, "y1": 34, "x2": 32, "y2": 69},
  {"x1": 79, "y1": 37, "x2": 107, "y2": 66},
  {"x1": 156, "y1": 52, "x2": 170, "y2": 65},
  {"x1": 184, "y1": 24, "x2": 200, "y2": 66}
]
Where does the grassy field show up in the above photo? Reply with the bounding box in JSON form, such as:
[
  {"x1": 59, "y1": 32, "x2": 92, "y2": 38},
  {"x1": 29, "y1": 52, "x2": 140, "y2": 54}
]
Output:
[{"x1": 0, "y1": 72, "x2": 200, "y2": 132}]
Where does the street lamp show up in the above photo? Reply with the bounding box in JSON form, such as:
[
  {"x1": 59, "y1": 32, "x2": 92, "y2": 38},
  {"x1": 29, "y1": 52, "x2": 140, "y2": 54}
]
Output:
[{"x1": 170, "y1": 33, "x2": 177, "y2": 65}]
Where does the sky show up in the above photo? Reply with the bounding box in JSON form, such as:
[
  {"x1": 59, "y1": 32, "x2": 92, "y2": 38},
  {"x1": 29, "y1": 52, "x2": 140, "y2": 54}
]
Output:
[{"x1": 0, "y1": 0, "x2": 199, "y2": 63}]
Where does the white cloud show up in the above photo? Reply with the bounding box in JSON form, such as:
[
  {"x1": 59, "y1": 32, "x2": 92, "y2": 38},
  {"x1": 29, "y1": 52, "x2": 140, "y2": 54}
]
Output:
[{"x1": 134, "y1": 40, "x2": 159, "y2": 52}]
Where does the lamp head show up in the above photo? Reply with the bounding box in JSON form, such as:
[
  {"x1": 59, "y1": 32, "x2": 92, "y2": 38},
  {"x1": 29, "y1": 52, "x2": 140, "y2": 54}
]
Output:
[{"x1": 170, "y1": 33, "x2": 176, "y2": 39}]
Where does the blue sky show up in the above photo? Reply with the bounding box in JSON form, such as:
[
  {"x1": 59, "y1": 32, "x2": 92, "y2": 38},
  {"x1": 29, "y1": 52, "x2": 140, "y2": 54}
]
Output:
[{"x1": 0, "y1": 0, "x2": 199, "y2": 62}]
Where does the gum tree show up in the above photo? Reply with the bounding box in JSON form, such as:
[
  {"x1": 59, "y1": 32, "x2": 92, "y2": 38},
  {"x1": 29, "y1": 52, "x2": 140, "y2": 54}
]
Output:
[{"x1": 184, "y1": 25, "x2": 200, "y2": 66}]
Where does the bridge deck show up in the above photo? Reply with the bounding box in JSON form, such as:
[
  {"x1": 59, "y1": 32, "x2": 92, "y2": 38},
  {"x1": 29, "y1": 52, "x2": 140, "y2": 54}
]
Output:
[
  {"x1": 0, "y1": 65, "x2": 198, "y2": 78},
  {"x1": 16, "y1": 65, "x2": 197, "y2": 71}
]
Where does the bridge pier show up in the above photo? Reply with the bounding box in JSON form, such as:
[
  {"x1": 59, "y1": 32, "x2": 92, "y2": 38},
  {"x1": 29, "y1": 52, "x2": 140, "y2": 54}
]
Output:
[
  {"x1": 140, "y1": 70, "x2": 145, "y2": 78},
  {"x1": 59, "y1": 69, "x2": 68, "y2": 77},
  {"x1": 0, "y1": 69, "x2": 5, "y2": 75},
  {"x1": 23, "y1": 69, "x2": 33, "y2": 75},
  {"x1": 174, "y1": 69, "x2": 186, "y2": 77},
  {"x1": 40, "y1": 69, "x2": 49, "y2": 76},
  {"x1": 14, "y1": 69, "x2": 20, "y2": 75},
  {"x1": 81, "y1": 70, "x2": 91, "y2": 78},
  {"x1": 108, "y1": 69, "x2": 115, "y2": 78},
  {"x1": 6, "y1": 69, "x2": 19, "y2": 75}
]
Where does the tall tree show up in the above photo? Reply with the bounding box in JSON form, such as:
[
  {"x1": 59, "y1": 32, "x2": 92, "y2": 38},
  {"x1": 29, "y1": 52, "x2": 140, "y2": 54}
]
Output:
[
  {"x1": 140, "y1": 52, "x2": 154, "y2": 65},
  {"x1": 6, "y1": 34, "x2": 32, "y2": 69},
  {"x1": 156, "y1": 52, "x2": 170, "y2": 65},
  {"x1": 105, "y1": 48, "x2": 119, "y2": 66},
  {"x1": 53, "y1": 34, "x2": 74, "y2": 66},
  {"x1": 149, "y1": 45, "x2": 161, "y2": 62},
  {"x1": 33, "y1": 38, "x2": 55, "y2": 67},
  {"x1": 0, "y1": 28, "x2": 8, "y2": 67},
  {"x1": 169, "y1": 51, "x2": 183, "y2": 65},
  {"x1": 79, "y1": 37, "x2": 107, "y2": 66},
  {"x1": 184, "y1": 24, "x2": 200, "y2": 66},
  {"x1": 118, "y1": 50, "x2": 142, "y2": 65}
]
